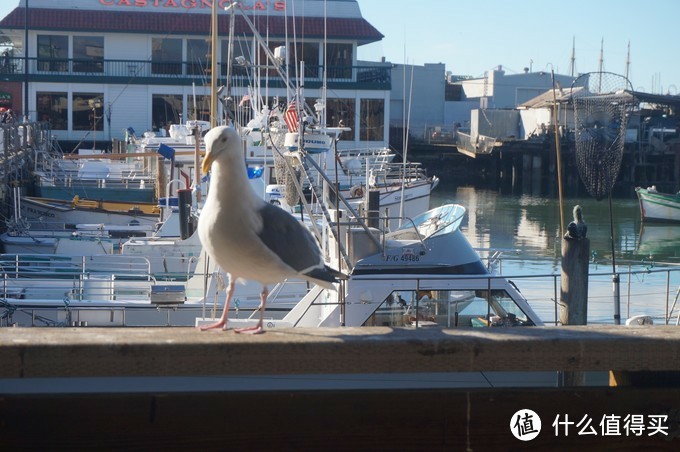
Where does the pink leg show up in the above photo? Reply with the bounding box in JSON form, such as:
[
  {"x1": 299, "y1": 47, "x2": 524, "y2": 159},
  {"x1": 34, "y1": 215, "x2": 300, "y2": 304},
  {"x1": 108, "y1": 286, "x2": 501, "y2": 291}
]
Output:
[
  {"x1": 199, "y1": 279, "x2": 235, "y2": 331},
  {"x1": 235, "y1": 286, "x2": 269, "y2": 335}
]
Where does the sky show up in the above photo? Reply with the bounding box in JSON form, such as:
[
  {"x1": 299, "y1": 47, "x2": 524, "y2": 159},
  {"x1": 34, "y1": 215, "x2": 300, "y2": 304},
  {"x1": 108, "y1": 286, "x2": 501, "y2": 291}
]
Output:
[
  {"x1": 356, "y1": 0, "x2": 680, "y2": 94},
  {"x1": 1, "y1": 0, "x2": 679, "y2": 94}
]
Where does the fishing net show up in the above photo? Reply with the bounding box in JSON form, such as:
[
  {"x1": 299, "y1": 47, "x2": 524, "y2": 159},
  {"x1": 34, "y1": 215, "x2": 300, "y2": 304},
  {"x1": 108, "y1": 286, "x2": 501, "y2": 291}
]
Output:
[
  {"x1": 571, "y1": 72, "x2": 634, "y2": 200},
  {"x1": 273, "y1": 152, "x2": 301, "y2": 206}
]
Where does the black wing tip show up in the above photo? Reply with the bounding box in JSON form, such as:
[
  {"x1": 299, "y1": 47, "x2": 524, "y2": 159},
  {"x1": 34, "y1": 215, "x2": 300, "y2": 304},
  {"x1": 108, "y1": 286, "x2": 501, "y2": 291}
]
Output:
[
  {"x1": 325, "y1": 265, "x2": 349, "y2": 281},
  {"x1": 305, "y1": 265, "x2": 348, "y2": 283}
]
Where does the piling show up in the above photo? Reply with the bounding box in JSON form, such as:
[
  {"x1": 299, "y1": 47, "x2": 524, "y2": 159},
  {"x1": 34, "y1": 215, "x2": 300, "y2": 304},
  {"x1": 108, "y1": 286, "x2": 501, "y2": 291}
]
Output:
[
  {"x1": 560, "y1": 236, "x2": 590, "y2": 387},
  {"x1": 559, "y1": 237, "x2": 590, "y2": 326}
]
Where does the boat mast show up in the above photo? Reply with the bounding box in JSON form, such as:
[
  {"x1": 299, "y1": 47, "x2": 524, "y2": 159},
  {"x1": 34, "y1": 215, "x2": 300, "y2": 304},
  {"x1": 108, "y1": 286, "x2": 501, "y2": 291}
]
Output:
[
  {"x1": 210, "y1": 1, "x2": 218, "y2": 128},
  {"x1": 625, "y1": 41, "x2": 631, "y2": 82},
  {"x1": 569, "y1": 36, "x2": 575, "y2": 78},
  {"x1": 231, "y1": 6, "x2": 296, "y2": 96},
  {"x1": 598, "y1": 38, "x2": 604, "y2": 91},
  {"x1": 24, "y1": 0, "x2": 29, "y2": 121},
  {"x1": 399, "y1": 62, "x2": 415, "y2": 226},
  {"x1": 598, "y1": 38, "x2": 604, "y2": 73},
  {"x1": 225, "y1": 3, "x2": 236, "y2": 123}
]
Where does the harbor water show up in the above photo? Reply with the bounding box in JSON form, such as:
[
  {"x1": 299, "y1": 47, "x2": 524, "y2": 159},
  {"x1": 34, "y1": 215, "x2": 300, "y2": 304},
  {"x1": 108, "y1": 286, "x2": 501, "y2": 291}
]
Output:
[{"x1": 431, "y1": 184, "x2": 680, "y2": 325}]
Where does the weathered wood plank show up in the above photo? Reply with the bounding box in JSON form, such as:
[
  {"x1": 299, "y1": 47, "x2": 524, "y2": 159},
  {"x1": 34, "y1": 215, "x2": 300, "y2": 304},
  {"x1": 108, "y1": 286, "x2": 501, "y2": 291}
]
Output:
[{"x1": 1, "y1": 326, "x2": 680, "y2": 378}]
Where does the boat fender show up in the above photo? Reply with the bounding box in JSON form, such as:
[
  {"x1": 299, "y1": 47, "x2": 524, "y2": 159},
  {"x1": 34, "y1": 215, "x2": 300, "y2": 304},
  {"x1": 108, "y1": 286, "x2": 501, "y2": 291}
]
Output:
[{"x1": 350, "y1": 185, "x2": 364, "y2": 198}]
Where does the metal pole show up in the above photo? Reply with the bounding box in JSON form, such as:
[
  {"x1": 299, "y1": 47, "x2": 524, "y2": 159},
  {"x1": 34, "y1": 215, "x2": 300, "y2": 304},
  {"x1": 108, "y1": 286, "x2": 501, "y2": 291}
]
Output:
[
  {"x1": 551, "y1": 70, "x2": 565, "y2": 237},
  {"x1": 609, "y1": 194, "x2": 621, "y2": 324},
  {"x1": 210, "y1": 1, "x2": 218, "y2": 128},
  {"x1": 23, "y1": 0, "x2": 29, "y2": 120}
]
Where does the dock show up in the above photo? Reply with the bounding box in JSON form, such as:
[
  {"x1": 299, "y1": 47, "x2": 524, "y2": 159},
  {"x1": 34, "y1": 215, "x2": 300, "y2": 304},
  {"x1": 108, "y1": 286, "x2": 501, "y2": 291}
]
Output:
[
  {"x1": 2, "y1": 326, "x2": 679, "y2": 449},
  {"x1": 407, "y1": 133, "x2": 680, "y2": 197}
]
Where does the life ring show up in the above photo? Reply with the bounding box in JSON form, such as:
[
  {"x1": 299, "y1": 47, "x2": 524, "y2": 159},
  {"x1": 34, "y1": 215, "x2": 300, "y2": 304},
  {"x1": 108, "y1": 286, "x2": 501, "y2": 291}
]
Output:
[{"x1": 350, "y1": 185, "x2": 364, "y2": 198}]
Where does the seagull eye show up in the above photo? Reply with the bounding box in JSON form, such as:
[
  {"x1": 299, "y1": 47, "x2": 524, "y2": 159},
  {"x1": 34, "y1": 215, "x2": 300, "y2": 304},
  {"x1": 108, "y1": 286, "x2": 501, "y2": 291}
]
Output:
[{"x1": 221, "y1": 137, "x2": 227, "y2": 143}]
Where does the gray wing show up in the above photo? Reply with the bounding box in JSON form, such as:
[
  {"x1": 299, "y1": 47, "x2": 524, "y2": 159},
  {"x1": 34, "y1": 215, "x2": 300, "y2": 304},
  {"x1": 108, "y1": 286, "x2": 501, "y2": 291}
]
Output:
[{"x1": 256, "y1": 203, "x2": 323, "y2": 272}]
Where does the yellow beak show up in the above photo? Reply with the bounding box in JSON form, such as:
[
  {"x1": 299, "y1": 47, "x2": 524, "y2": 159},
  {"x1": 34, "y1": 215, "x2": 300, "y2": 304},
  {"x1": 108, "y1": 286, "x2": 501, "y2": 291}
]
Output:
[{"x1": 201, "y1": 153, "x2": 215, "y2": 175}]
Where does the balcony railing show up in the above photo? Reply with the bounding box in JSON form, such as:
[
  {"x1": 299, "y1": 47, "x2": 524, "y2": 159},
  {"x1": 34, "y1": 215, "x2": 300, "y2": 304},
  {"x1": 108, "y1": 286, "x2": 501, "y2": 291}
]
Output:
[{"x1": 1, "y1": 56, "x2": 391, "y2": 89}]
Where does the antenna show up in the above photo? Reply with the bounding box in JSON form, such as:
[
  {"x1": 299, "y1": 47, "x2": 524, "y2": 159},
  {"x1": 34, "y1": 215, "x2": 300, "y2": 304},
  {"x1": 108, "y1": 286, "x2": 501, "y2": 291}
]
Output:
[{"x1": 569, "y1": 36, "x2": 575, "y2": 77}]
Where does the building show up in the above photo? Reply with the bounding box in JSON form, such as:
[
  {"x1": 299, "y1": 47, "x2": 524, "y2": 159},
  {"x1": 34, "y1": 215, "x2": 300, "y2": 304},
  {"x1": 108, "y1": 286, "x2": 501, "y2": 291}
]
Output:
[
  {"x1": 388, "y1": 62, "x2": 446, "y2": 143},
  {"x1": 0, "y1": 0, "x2": 391, "y2": 150},
  {"x1": 444, "y1": 66, "x2": 576, "y2": 153}
]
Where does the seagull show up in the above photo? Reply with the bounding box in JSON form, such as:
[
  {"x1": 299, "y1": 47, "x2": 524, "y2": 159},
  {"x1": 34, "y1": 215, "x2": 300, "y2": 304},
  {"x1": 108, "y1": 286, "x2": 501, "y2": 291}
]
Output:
[
  {"x1": 198, "y1": 126, "x2": 339, "y2": 334},
  {"x1": 565, "y1": 205, "x2": 587, "y2": 240}
]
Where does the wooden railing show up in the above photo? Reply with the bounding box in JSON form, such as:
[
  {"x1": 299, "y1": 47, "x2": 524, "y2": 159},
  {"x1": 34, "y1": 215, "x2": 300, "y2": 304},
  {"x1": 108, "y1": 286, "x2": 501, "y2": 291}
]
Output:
[
  {"x1": 2, "y1": 326, "x2": 680, "y2": 449},
  {"x1": 3, "y1": 326, "x2": 680, "y2": 378}
]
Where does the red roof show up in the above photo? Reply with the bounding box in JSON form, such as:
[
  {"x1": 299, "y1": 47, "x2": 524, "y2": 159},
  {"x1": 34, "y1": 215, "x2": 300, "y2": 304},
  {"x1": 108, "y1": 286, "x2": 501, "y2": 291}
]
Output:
[{"x1": 0, "y1": 8, "x2": 384, "y2": 45}]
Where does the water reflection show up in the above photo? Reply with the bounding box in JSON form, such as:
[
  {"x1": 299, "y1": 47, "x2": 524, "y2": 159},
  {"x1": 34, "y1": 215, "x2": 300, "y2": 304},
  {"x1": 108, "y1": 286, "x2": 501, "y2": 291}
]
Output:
[
  {"x1": 431, "y1": 186, "x2": 678, "y2": 264},
  {"x1": 429, "y1": 186, "x2": 679, "y2": 324},
  {"x1": 637, "y1": 224, "x2": 680, "y2": 262}
]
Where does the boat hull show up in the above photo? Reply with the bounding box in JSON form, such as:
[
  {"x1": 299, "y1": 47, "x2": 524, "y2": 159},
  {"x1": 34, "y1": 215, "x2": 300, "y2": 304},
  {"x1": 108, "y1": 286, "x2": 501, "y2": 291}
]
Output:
[
  {"x1": 636, "y1": 187, "x2": 680, "y2": 223},
  {"x1": 36, "y1": 185, "x2": 156, "y2": 203},
  {"x1": 20, "y1": 196, "x2": 160, "y2": 228}
]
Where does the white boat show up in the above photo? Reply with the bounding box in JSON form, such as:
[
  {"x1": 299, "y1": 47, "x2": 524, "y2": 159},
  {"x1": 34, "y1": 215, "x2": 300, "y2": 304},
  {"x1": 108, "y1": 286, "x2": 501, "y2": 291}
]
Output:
[
  {"x1": 263, "y1": 152, "x2": 437, "y2": 230},
  {"x1": 18, "y1": 196, "x2": 161, "y2": 229},
  {"x1": 0, "y1": 6, "x2": 436, "y2": 328},
  {"x1": 236, "y1": 99, "x2": 438, "y2": 229},
  {"x1": 0, "y1": 203, "x2": 543, "y2": 329},
  {"x1": 1, "y1": 225, "x2": 137, "y2": 255},
  {"x1": 1, "y1": 186, "x2": 162, "y2": 255},
  {"x1": 221, "y1": 6, "x2": 439, "y2": 227},
  {"x1": 636, "y1": 186, "x2": 680, "y2": 223},
  {"x1": 31, "y1": 154, "x2": 159, "y2": 204},
  {"x1": 1, "y1": 206, "x2": 187, "y2": 253},
  {"x1": 203, "y1": 203, "x2": 544, "y2": 330}
]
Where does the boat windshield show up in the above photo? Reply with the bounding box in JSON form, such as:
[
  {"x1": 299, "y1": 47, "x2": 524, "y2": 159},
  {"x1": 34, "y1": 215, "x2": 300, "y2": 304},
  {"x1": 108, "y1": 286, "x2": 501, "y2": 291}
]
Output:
[
  {"x1": 364, "y1": 288, "x2": 534, "y2": 328},
  {"x1": 387, "y1": 204, "x2": 466, "y2": 241}
]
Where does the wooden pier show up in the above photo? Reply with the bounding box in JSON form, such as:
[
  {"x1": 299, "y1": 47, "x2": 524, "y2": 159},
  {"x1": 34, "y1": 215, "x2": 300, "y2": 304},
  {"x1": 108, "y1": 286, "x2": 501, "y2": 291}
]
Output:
[
  {"x1": 408, "y1": 136, "x2": 680, "y2": 197},
  {"x1": 0, "y1": 122, "x2": 53, "y2": 221},
  {"x1": 1, "y1": 326, "x2": 679, "y2": 449}
]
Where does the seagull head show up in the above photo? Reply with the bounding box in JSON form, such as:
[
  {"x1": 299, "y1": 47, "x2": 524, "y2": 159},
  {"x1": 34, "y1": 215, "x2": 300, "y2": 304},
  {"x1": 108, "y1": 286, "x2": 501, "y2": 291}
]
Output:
[{"x1": 202, "y1": 125, "x2": 240, "y2": 174}]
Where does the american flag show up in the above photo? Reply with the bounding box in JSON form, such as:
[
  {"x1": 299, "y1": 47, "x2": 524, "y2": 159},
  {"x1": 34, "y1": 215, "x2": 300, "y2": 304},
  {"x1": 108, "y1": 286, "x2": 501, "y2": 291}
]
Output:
[{"x1": 284, "y1": 101, "x2": 299, "y2": 132}]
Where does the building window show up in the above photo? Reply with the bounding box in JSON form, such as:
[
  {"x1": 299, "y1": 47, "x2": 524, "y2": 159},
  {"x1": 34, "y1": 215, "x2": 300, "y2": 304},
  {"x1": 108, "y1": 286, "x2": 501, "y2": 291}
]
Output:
[
  {"x1": 326, "y1": 43, "x2": 353, "y2": 79},
  {"x1": 189, "y1": 95, "x2": 210, "y2": 123},
  {"x1": 152, "y1": 38, "x2": 182, "y2": 75},
  {"x1": 36, "y1": 92, "x2": 67, "y2": 130},
  {"x1": 293, "y1": 42, "x2": 320, "y2": 78},
  {"x1": 187, "y1": 38, "x2": 210, "y2": 76},
  {"x1": 360, "y1": 99, "x2": 384, "y2": 141},
  {"x1": 152, "y1": 94, "x2": 183, "y2": 133},
  {"x1": 73, "y1": 36, "x2": 104, "y2": 73},
  {"x1": 327, "y1": 98, "x2": 355, "y2": 133},
  {"x1": 37, "y1": 35, "x2": 68, "y2": 72},
  {"x1": 72, "y1": 93, "x2": 104, "y2": 132}
]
